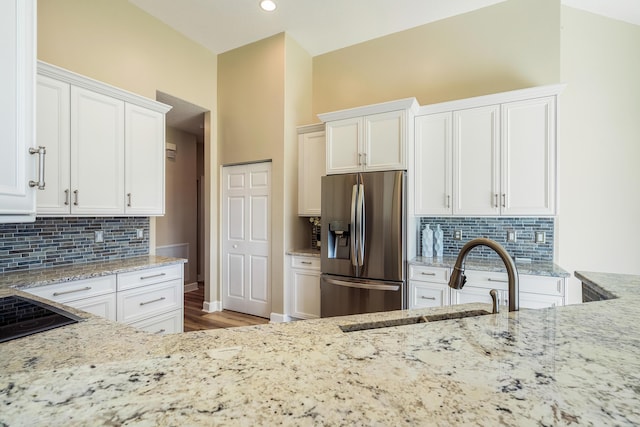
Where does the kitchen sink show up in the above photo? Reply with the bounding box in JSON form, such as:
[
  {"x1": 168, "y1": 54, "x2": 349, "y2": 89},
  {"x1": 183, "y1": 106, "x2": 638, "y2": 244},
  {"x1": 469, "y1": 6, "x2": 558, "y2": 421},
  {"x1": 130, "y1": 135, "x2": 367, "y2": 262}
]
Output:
[{"x1": 339, "y1": 309, "x2": 492, "y2": 333}]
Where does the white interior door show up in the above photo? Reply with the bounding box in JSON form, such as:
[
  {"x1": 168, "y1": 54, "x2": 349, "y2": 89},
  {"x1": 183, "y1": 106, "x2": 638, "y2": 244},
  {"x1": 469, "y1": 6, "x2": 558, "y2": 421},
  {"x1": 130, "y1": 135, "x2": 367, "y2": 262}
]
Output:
[{"x1": 222, "y1": 162, "x2": 271, "y2": 318}]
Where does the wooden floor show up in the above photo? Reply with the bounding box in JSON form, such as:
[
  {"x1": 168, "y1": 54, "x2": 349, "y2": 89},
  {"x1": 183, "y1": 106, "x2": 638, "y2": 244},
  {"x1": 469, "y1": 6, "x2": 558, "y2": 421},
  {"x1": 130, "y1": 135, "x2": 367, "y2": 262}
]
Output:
[{"x1": 183, "y1": 285, "x2": 269, "y2": 332}]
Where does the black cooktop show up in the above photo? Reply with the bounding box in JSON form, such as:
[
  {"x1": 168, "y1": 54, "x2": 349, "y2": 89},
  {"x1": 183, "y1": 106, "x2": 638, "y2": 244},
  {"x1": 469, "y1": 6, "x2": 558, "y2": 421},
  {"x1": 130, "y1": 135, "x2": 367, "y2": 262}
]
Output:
[{"x1": 0, "y1": 295, "x2": 83, "y2": 343}]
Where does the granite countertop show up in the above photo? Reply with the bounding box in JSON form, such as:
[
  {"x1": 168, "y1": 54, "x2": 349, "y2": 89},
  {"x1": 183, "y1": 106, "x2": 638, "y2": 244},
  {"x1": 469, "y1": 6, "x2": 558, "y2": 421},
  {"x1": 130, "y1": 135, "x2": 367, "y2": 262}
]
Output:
[
  {"x1": 1, "y1": 270, "x2": 639, "y2": 425},
  {"x1": 0, "y1": 255, "x2": 186, "y2": 290},
  {"x1": 286, "y1": 248, "x2": 321, "y2": 257},
  {"x1": 411, "y1": 255, "x2": 570, "y2": 277}
]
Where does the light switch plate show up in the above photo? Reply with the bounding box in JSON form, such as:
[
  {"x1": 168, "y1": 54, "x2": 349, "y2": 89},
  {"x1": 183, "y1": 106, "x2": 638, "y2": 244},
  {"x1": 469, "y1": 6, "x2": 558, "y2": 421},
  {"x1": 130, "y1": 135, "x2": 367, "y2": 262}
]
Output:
[
  {"x1": 136, "y1": 229, "x2": 144, "y2": 239},
  {"x1": 506, "y1": 230, "x2": 517, "y2": 243},
  {"x1": 453, "y1": 230, "x2": 462, "y2": 240},
  {"x1": 94, "y1": 230, "x2": 104, "y2": 243},
  {"x1": 535, "y1": 231, "x2": 546, "y2": 244}
]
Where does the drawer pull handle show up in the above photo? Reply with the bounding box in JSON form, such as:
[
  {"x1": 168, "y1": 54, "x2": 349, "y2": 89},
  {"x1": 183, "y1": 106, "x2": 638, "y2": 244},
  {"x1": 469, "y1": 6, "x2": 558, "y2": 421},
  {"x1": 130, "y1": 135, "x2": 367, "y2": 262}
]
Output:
[
  {"x1": 155, "y1": 329, "x2": 166, "y2": 334},
  {"x1": 301, "y1": 261, "x2": 312, "y2": 265},
  {"x1": 140, "y1": 273, "x2": 166, "y2": 280},
  {"x1": 140, "y1": 297, "x2": 166, "y2": 306},
  {"x1": 421, "y1": 272, "x2": 436, "y2": 276},
  {"x1": 420, "y1": 296, "x2": 436, "y2": 300},
  {"x1": 53, "y1": 286, "x2": 92, "y2": 296},
  {"x1": 487, "y1": 278, "x2": 508, "y2": 283}
]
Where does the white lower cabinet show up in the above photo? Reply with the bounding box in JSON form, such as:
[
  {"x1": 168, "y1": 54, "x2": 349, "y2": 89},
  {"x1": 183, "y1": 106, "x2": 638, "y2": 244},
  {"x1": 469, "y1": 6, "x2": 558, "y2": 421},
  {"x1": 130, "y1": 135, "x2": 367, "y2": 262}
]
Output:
[
  {"x1": 408, "y1": 263, "x2": 567, "y2": 310},
  {"x1": 22, "y1": 263, "x2": 184, "y2": 334},
  {"x1": 408, "y1": 265, "x2": 450, "y2": 309},
  {"x1": 288, "y1": 255, "x2": 321, "y2": 319},
  {"x1": 24, "y1": 275, "x2": 118, "y2": 321}
]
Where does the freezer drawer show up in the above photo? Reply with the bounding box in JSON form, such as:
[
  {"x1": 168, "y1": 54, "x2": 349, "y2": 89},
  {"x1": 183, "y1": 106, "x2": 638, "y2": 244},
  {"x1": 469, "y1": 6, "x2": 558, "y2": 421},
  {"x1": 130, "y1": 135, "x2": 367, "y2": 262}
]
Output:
[{"x1": 320, "y1": 274, "x2": 404, "y2": 318}]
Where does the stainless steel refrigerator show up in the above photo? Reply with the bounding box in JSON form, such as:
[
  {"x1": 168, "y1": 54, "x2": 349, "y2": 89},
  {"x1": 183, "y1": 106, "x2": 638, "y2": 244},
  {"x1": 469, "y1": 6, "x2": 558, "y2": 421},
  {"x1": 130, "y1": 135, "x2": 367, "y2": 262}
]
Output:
[{"x1": 320, "y1": 170, "x2": 406, "y2": 317}]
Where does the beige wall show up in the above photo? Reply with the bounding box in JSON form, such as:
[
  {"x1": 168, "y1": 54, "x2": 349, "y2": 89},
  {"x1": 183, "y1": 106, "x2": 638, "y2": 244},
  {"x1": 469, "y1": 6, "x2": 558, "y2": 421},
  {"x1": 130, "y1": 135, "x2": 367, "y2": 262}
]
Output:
[
  {"x1": 312, "y1": 0, "x2": 560, "y2": 116},
  {"x1": 156, "y1": 127, "x2": 198, "y2": 285},
  {"x1": 37, "y1": 0, "x2": 218, "y2": 301},
  {"x1": 558, "y1": 7, "x2": 640, "y2": 299}
]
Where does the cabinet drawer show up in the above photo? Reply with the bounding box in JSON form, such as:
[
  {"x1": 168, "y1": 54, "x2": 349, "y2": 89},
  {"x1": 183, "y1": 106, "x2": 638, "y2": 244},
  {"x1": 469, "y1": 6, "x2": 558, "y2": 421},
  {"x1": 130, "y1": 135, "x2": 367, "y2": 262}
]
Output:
[
  {"x1": 519, "y1": 275, "x2": 564, "y2": 296},
  {"x1": 117, "y1": 264, "x2": 182, "y2": 291},
  {"x1": 409, "y1": 265, "x2": 449, "y2": 283},
  {"x1": 130, "y1": 309, "x2": 183, "y2": 334},
  {"x1": 66, "y1": 293, "x2": 117, "y2": 321},
  {"x1": 409, "y1": 281, "x2": 449, "y2": 309},
  {"x1": 25, "y1": 275, "x2": 116, "y2": 303},
  {"x1": 520, "y1": 292, "x2": 564, "y2": 309},
  {"x1": 117, "y1": 279, "x2": 182, "y2": 323},
  {"x1": 291, "y1": 256, "x2": 320, "y2": 270},
  {"x1": 463, "y1": 270, "x2": 509, "y2": 290}
]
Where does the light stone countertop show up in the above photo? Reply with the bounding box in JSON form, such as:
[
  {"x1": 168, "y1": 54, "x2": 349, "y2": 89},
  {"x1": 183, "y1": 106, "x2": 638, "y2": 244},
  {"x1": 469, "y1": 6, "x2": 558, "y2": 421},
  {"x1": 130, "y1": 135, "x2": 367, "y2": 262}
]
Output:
[
  {"x1": 1, "y1": 269, "x2": 639, "y2": 425},
  {"x1": 411, "y1": 255, "x2": 570, "y2": 277},
  {"x1": 286, "y1": 248, "x2": 321, "y2": 257}
]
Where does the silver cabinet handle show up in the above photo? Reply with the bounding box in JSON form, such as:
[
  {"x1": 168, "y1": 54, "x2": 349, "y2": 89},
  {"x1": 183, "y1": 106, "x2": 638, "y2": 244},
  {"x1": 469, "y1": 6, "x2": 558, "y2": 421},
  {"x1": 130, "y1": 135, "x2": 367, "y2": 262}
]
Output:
[
  {"x1": 301, "y1": 261, "x2": 312, "y2": 265},
  {"x1": 502, "y1": 193, "x2": 506, "y2": 208},
  {"x1": 140, "y1": 272, "x2": 166, "y2": 280},
  {"x1": 64, "y1": 189, "x2": 70, "y2": 206},
  {"x1": 154, "y1": 329, "x2": 166, "y2": 334},
  {"x1": 73, "y1": 190, "x2": 79, "y2": 206},
  {"x1": 53, "y1": 286, "x2": 92, "y2": 296},
  {"x1": 420, "y1": 296, "x2": 436, "y2": 300},
  {"x1": 421, "y1": 272, "x2": 436, "y2": 276},
  {"x1": 494, "y1": 193, "x2": 499, "y2": 208},
  {"x1": 488, "y1": 277, "x2": 508, "y2": 283},
  {"x1": 127, "y1": 193, "x2": 132, "y2": 207},
  {"x1": 28, "y1": 146, "x2": 46, "y2": 189},
  {"x1": 362, "y1": 152, "x2": 367, "y2": 166},
  {"x1": 446, "y1": 195, "x2": 451, "y2": 209},
  {"x1": 140, "y1": 296, "x2": 166, "y2": 306}
]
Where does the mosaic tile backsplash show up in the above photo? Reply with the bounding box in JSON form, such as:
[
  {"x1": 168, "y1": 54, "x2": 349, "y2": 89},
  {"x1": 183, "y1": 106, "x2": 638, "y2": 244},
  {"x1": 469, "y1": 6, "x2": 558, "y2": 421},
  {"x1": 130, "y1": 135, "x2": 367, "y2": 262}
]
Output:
[
  {"x1": 0, "y1": 217, "x2": 149, "y2": 274},
  {"x1": 418, "y1": 217, "x2": 554, "y2": 262}
]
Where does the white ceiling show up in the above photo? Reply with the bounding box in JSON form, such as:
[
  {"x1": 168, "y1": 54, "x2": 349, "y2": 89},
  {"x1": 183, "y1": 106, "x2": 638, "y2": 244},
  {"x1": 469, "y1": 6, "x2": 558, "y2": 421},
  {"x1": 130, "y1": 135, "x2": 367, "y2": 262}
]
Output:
[
  {"x1": 139, "y1": 0, "x2": 639, "y2": 138},
  {"x1": 129, "y1": 0, "x2": 640, "y2": 57}
]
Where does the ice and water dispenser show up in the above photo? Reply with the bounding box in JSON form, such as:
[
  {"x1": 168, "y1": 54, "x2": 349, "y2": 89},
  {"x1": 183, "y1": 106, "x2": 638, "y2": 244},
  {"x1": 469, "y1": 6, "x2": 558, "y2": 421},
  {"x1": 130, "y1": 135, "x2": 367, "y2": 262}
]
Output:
[{"x1": 327, "y1": 220, "x2": 351, "y2": 260}]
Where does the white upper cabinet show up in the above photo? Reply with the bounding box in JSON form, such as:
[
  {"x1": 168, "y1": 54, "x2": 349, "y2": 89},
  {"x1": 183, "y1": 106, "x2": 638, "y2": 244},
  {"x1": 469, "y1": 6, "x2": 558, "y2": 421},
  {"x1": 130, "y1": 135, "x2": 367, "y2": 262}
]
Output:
[
  {"x1": 36, "y1": 61, "x2": 171, "y2": 216},
  {"x1": 125, "y1": 104, "x2": 165, "y2": 215},
  {"x1": 453, "y1": 105, "x2": 500, "y2": 216},
  {"x1": 319, "y1": 98, "x2": 418, "y2": 175},
  {"x1": 501, "y1": 97, "x2": 556, "y2": 215},
  {"x1": 297, "y1": 124, "x2": 325, "y2": 216},
  {"x1": 36, "y1": 75, "x2": 70, "y2": 214},
  {"x1": 413, "y1": 84, "x2": 563, "y2": 217},
  {"x1": 0, "y1": 0, "x2": 37, "y2": 223},
  {"x1": 414, "y1": 112, "x2": 453, "y2": 215},
  {"x1": 71, "y1": 86, "x2": 125, "y2": 215}
]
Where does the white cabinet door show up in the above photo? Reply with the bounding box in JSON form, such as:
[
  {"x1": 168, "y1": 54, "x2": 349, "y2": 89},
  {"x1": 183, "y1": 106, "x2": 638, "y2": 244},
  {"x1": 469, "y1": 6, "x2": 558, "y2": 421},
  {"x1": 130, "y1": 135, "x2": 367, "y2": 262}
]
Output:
[
  {"x1": 67, "y1": 293, "x2": 117, "y2": 321},
  {"x1": 36, "y1": 75, "x2": 71, "y2": 214},
  {"x1": 70, "y1": 86, "x2": 125, "y2": 214},
  {"x1": 291, "y1": 268, "x2": 321, "y2": 319},
  {"x1": 0, "y1": 0, "x2": 36, "y2": 222},
  {"x1": 364, "y1": 110, "x2": 406, "y2": 171},
  {"x1": 453, "y1": 105, "x2": 500, "y2": 215},
  {"x1": 298, "y1": 130, "x2": 325, "y2": 216},
  {"x1": 452, "y1": 286, "x2": 506, "y2": 306},
  {"x1": 125, "y1": 103, "x2": 165, "y2": 215},
  {"x1": 409, "y1": 281, "x2": 450, "y2": 309},
  {"x1": 326, "y1": 117, "x2": 362, "y2": 174},
  {"x1": 501, "y1": 97, "x2": 556, "y2": 215},
  {"x1": 414, "y1": 112, "x2": 453, "y2": 215}
]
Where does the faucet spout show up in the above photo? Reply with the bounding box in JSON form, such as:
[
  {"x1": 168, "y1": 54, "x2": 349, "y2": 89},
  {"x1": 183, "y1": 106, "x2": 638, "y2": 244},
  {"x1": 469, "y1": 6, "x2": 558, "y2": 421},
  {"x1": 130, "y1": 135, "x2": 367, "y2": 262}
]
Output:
[{"x1": 448, "y1": 238, "x2": 519, "y2": 312}]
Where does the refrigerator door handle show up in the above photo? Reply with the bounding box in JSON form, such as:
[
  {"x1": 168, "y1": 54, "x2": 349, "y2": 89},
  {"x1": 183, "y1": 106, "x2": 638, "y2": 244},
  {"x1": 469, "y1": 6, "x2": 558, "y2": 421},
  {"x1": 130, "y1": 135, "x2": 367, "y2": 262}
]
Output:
[
  {"x1": 357, "y1": 183, "x2": 365, "y2": 267},
  {"x1": 323, "y1": 277, "x2": 400, "y2": 292},
  {"x1": 350, "y1": 184, "x2": 358, "y2": 267}
]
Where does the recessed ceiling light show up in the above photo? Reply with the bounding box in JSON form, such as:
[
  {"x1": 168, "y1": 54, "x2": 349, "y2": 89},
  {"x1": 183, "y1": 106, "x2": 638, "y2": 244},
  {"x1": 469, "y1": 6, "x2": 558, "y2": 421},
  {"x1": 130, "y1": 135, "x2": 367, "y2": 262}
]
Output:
[{"x1": 259, "y1": 0, "x2": 276, "y2": 12}]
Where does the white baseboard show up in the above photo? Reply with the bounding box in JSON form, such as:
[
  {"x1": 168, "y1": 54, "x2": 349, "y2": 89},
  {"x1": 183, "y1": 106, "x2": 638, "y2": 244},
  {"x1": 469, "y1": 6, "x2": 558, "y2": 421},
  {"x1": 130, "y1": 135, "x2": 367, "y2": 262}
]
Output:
[
  {"x1": 184, "y1": 282, "x2": 198, "y2": 293},
  {"x1": 203, "y1": 300, "x2": 222, "y2": 313},
  {"x1": 270, "y1": 312, "x2": 293, "y2": 323}
]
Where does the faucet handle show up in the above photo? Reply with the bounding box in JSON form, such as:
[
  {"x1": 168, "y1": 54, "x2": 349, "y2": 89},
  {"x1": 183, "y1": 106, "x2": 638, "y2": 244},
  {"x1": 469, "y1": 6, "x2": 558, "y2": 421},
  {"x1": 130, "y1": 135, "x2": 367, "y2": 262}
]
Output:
[{"x1": 489, "y1": 289, "x2": 499, "y2": 314}]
